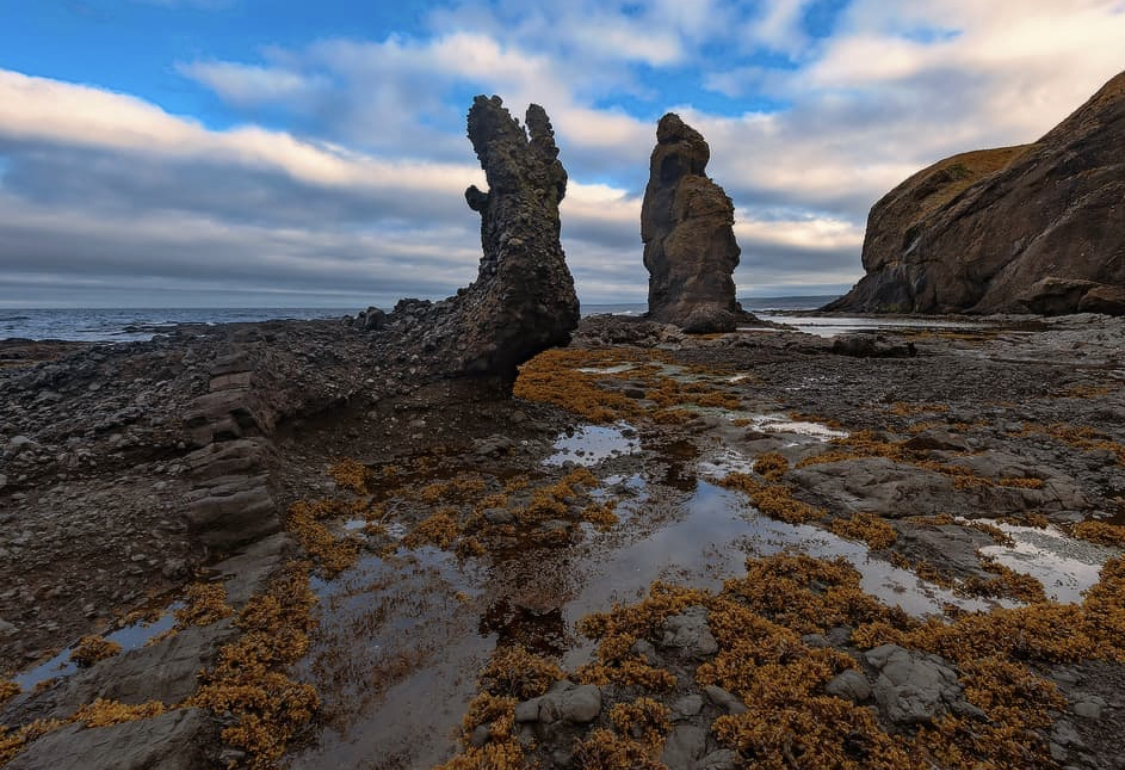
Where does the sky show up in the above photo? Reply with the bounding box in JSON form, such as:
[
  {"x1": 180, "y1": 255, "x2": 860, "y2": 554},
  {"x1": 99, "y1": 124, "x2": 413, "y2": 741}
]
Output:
[{"x1": 0, "y1": 1, "x2": 1122, "y2": 309}]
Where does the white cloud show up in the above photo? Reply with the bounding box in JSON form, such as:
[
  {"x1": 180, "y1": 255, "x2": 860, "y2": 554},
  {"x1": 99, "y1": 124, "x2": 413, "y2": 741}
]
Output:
[{"x1": 4, "y1": 0, "x2": 1125, "y2": 307}]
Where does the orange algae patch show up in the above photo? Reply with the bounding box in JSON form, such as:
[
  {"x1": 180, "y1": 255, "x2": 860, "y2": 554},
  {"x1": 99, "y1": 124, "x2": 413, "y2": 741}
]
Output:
[
  {"x1": 829, "y1": 512, "x2": 897, "y2": 550},
  {"x1": 608, "y1": 697, "x2": 671, "y2": 747},
  {"x1": 717, "y1": 473, "x2": 825, "y2": 524},
  {"x1": 574, "y1": 727, "x2": 666, "y2": 770},
  {"x1": 419, "y1": 474, "x2": 488, "y2": 504},
  {"x1": 174, "y1": 581, "x2": 234, "y2": 628},
  {"x1": 581, "y1": 500, "x2": 619, "y2": 531},
  {"x1": 854, "y1": 557, "x2": 1125, "y2": 665},
  {"x1": 0, "y1": 719, "x2": 67, "y2": 765},
  {"x1": 0, "y1": 681, "x2": 18, "y2": 707},
  {"x1": 479, "y1": 644, "x2": 565, "y2": 701},
  {"x1": 1071, "y1": 520, "x2": 1125, "y2": 548},
  {"x1": 752, "y1": 452, "x2": 789, "y2": 481},
  {"x1": 187, "y1": 561, "x2": 319, "y2": 770},
  {"x1": 434, "y1": 646, "x2": 564, "y2": 770},
  {"x1": 514, "y1": 348, "x2": 647, "y2": 423},
  {"x1": 577, "y1": 582, "x2": 709, "y2": 690},
  {"x1": 651, "y1": 408, "x2": 694, "y2": 425},
  {"x1": 71, "y1": 698, "x2": 166, "y2": 728},
  {"x1": 285, "y1": 498, "x2": 362, "y2": 576},
  {"x1": 327, "y1": 458, "x2": 370, "y2": 494},
  {"x1": 959, "y1": 560, "x2": 1047, "y2": 603},
  {"x1": 1020, "y1": 422, "x2": 1125, "y2": 466},
  {"x1": 70, "y1": 635, "x2": 122, "y2": 668},
  {"x1": 404, "y1": 510, "x2": 461, "y2": 549}
]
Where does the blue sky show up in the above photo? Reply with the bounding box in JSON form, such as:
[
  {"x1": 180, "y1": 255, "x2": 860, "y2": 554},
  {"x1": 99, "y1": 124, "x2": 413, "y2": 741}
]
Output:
[{"x1": 0, "y1": 0, "x2": 1122, "y2": 308}]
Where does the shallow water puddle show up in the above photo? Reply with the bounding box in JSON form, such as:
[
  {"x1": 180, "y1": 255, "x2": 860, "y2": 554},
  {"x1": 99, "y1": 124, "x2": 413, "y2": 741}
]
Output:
[
  {"x1": 576, "y1": 363, "x2": 637, "y2": 375},
  {"x1": 544, "y1": 423, "x2": 640, "y2": 467},
  {"x1": 978, "y1": 521, "x2": 1117, "y2": 603},
  {"x1": 756, "y1": 314, "x2": 989, "y2": 339},
  {"x1": 291, "y1": 546, "x2": 486, "y2": 769},
  {"x1": 13, "y1": 602, "x2": 180, "y2": 690}
]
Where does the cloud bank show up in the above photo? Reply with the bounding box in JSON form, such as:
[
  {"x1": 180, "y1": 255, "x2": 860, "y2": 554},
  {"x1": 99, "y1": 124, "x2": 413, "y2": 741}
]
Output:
[{"x1": 1, "y1": 0, "x2": 1122, "y2": 307}]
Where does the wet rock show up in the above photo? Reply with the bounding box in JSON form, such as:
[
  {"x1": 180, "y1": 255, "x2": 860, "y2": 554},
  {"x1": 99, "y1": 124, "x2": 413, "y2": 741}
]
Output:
[
  {"x1": 790, "y1": 457, "x2": 956, "y2": 518},
  {"x1": 630, "y1": 638, "x2": 662, "y2": 666},
  {"x1": 0, "y1": 618, "x2": 16, "y2": 637},
  {"x1": 865, "y1": 644, "x2": 975, "y2": 725},
  {"x1": 25, "y1": 621, "x2": 238, "y2": 722},
  {"x1": 704, "y1": 685, "x2": 747, "y2": 715},
  {"x1": 904, "y1": 430, "x2": 970, "y2": 452},
  {"x1": 697, "y1": 749, "x2": 739, "y2": 770},
  {"x1": 469, "y1": 724, "x2": 491, "y2": 748},
  {"x1": 658, "y1": 605, "x2": 718, "y2": 658},
  {"x1": 641, "y1": 113, "x2": 749, "y2": 333},
  {"x1": 670, "y1": 693, "x2": 704, "y2": 720},
  {"x1": 5, "y1": 707, "x2": 216, "y2": 770},
  {"x1": 1051, "y1": 719, "x2": 1084, "y2": 748},
  {"x1": 1072, "y1": 695, "x2": 1107, "y2": 719},
  {"x1": 661, "y1": 723, "x2": 707, "y2": 770},
  {"x1": 356, "y1": 306, "x2": 386, "y2": 331},
  {"x1": 825, "y1": 669, "x2": 872, "y2": 703},
  {"x1": 831, "y1": 334, "x2": 916, "y2": 358},
  {"x1": 514, "y1": 680, "x2": 601, "y2": 724}
]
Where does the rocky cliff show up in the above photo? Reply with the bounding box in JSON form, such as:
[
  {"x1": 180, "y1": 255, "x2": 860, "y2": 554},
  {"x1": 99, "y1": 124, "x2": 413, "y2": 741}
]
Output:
[
  {"x1": 641, "y1": 114, "x2": 747, "y2": 333},
  {"x1": 828, "y1": 70, "x2": 1125, "y2": 315}
]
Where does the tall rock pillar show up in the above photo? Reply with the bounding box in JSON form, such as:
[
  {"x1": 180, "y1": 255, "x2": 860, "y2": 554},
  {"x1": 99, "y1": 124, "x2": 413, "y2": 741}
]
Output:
[{"x1": 641, "y1": 113, "x2": 745, "y2": 333}]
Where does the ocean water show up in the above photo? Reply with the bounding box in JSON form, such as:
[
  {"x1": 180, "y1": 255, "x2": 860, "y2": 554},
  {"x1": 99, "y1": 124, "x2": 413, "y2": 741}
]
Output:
[
  {"x1": 0, "y1": 308, "x2": 353, "y2": 343},
  {"x1": 1, "y1": 297, "x2": 840, "y2": 343}
]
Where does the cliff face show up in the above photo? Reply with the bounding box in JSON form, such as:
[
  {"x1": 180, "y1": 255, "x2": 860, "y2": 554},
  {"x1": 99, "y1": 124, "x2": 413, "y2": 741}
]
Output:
[
  {"x1": 641, "y1": 113, "x2": 745, "y2": 333},
  {"x1": 828, "y1": 70, "x2": 1125, "y2": 315}
]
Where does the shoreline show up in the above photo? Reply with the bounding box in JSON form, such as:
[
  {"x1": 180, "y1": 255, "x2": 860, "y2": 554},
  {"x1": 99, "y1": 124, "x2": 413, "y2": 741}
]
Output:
[{"x1": 2, "y1": 312, "x2": 1124, "y2": 769}]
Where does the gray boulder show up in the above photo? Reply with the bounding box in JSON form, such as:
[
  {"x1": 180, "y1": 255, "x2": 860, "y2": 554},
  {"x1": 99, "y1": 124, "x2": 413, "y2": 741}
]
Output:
[
  {"x1": 865, "y1": 644, "x2": 978, "y2": 725},
  {"x1": 658, "y1": 606, "x2": 719, "y2": 658},
  {"x1": 513, "y1": 680, "x2": 601, "y2": 724}
]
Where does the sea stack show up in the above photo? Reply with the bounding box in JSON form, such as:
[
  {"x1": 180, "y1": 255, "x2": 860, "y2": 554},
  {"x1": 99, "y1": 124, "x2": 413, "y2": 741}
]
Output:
[
  {"x1": 459, "y1": 95, "x2": 580, "y2": 375},
  {"x1": 641, "y1": 113, "x2": 744, "y2": 333},
  {"x1": 827, "y1": 69, "x2": 1125, "y2": 316}
]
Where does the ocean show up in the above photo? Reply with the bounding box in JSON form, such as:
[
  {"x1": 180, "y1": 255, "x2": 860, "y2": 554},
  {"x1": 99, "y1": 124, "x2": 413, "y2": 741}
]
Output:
[{"x1": 0, "y1": 297, "x2": 840, "y2": 343}]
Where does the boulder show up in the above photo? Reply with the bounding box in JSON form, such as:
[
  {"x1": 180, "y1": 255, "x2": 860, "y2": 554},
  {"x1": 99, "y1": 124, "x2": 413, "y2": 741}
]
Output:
[
  {"x1": 642, "y1": 113, "x2": 750, "y2": 333},
  {"x1": 828, "y1": 70, "x2": 1125, "y2": 315},
  {"x1": 865, "y1": 644, "x2": 973, "y2": 725},
  {"x1": 657, "y1": 605, "x2": 719, "y2": 658},
  {"x1": 513, "y1": 680, "x2": 601, "y2": 724}
]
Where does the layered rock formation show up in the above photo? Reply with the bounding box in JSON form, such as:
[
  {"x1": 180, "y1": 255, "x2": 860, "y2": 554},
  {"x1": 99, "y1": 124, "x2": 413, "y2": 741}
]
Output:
[
  {"x1": 829, "y1": 70, "x2": 1125, "y2": 315},
  {"x1": 642, "y1": 113, "x2": 746, "y2": 333}
]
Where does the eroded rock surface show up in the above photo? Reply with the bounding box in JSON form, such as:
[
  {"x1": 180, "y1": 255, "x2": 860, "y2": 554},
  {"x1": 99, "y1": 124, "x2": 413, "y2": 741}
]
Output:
[
  {"x1": 384, "y1": 95, "x2": 579, "y2": 379},
  {"x1": 642, "y1": 113, "x2": 748, "y2": 333},
  {"x1": 829, "y1": 69, "x2": 1125, "y2": 315}
]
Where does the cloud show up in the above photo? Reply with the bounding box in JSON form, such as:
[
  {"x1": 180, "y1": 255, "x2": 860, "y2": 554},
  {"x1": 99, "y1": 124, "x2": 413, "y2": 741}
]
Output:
[{"x1": 4, "y1": 1, "x2": 1125, "y2": 308}]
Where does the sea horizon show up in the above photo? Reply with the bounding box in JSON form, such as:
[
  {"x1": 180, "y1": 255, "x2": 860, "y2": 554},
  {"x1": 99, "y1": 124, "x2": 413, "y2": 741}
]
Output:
[{"x1": 0, "y1": 295, "x2": 842, "y2": 343}]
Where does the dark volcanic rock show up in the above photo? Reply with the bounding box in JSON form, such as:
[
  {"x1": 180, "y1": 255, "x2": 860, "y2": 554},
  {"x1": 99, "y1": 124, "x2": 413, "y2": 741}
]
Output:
[
  {"x1": 829, "y1": 70, "x2": 1125, "y2": 315},
  {"x1": 352, "y1": 96, "x2": 579, "y2": 379},
  {"x1": 642, "y1": 113, "x2": 748, "y2": 333},
  {"x1": 448, "y1": 95, "x2": 578, "y2": 376}
]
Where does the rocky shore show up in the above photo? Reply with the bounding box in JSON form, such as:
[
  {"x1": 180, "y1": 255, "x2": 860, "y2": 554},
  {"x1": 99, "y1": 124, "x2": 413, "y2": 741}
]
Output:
[{"x1": 1, "y1": 310, "x2": 1123, "y2": 769}]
